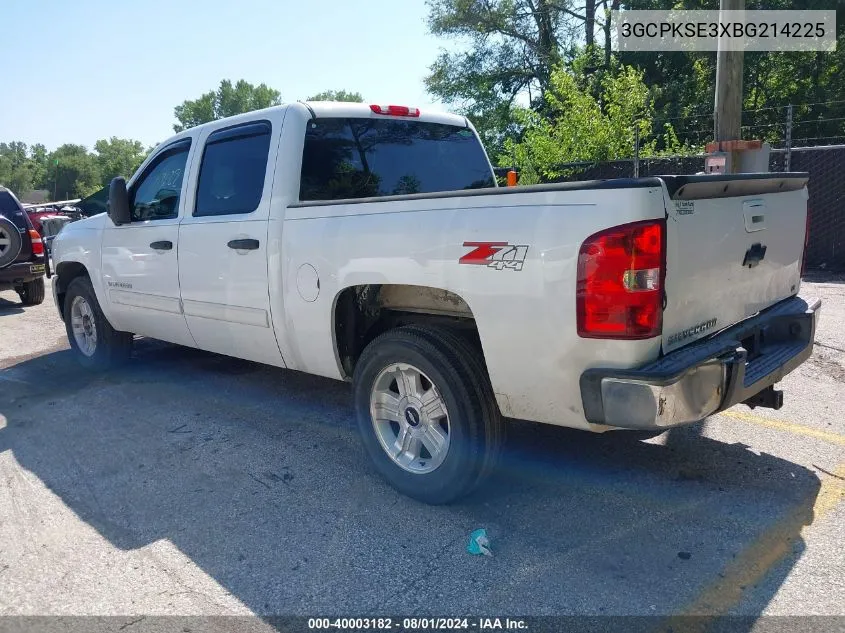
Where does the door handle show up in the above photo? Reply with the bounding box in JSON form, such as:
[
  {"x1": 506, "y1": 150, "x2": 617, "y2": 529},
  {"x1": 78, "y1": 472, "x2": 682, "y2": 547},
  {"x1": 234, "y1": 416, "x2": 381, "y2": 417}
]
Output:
[
  {"x1": 150, "y1": 240, "x2": 173, "y2": 250},
  {"x1": 227, "y1": 238, "x2": 260, "y2": 250}
]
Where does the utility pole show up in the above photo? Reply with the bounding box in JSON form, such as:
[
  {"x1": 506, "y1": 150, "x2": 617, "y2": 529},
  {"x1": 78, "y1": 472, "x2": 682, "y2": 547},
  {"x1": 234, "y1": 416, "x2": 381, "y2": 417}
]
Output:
[
  {"x1": 634, "y1": 124, "x2": 640, "y2": 178},
  {"x1": 713, "y1": 0, "x2": 744, "y2": 144},
  {"x1": 784, "y1": 104, "x2": 793, "y2": 171},
  {"x1": 706, "y1": 0, "x2": 772, "y2": 173}
]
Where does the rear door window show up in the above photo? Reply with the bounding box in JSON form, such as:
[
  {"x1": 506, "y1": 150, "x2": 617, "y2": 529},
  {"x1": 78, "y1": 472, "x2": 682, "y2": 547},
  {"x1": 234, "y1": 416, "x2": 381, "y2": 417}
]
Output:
[{"x1": 300, "y1": 118, "x2": 495, "y2": 201}]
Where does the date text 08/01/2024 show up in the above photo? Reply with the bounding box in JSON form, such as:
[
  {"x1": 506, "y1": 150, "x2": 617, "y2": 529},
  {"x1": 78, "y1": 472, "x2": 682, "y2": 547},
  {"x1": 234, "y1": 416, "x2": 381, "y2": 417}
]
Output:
[{"x1": 307, "y1": 617, "x2": 528, "y2": 630}]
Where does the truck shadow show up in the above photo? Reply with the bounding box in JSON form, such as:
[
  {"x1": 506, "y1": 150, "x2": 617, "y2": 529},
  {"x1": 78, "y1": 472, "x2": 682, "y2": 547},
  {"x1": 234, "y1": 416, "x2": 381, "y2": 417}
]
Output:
[
  {"x1": 0, "y1": 339, "x2": 822, "y2": 626},
  {"x1": 803, "y1": 270, "x2": 845, "y2": 284},
  {"x1": 0, "y1": 295, "x2": 24, "y2": 315}
]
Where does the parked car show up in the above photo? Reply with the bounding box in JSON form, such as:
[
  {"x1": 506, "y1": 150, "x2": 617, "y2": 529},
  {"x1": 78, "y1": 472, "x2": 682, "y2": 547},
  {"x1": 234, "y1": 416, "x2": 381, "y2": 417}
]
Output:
[
  {"x1": 0, "y1": 186, "x2": 47, "y2": 305},
  {"x1": 40, "y1": 215, "x2": 74, "y2": 256},
  {"x1": 50, "y1": 102, "x2": 819, "y2": 503}
]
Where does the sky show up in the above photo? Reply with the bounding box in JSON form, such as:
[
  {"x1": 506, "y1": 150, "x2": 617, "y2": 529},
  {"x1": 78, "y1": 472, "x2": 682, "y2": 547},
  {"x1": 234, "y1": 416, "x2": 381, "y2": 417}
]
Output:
[{"x1": 0, "y1": 0, "x2": 456, "y2": 151}]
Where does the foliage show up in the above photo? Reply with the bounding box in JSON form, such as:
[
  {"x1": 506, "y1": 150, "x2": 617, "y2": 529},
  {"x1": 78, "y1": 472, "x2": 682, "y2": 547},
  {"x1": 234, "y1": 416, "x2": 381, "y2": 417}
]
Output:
[
  {"x1": 47, "y1": 145, "x2": 102, "y2": 199},
  {"x1": 307, "y1": 90, "x2": 364, "y2": 102},
  {"x1": 0, "y1": 138, "x2": 150, "y2": 201},
  {"x1": 0, "y1": 142, "x2": 35, "y2": 196},
  {"x1": 28, "y1": 144, "x2": 48, "y2": 191},
  {"x1": 173, "y1": 79, "x2": 282, "y2": 132},
  {"x1": 500, "y1": 63, "x2": 658, "y2": 180},
  {"x1": 94, "y1": 137, "x2": 147, "y2": 183},
  {"x1": 427, "y1": 0, "x2": 845, "y2": 166},
  {"x1": 424, "y1": 0, "x2": 612, "y2": 155}
]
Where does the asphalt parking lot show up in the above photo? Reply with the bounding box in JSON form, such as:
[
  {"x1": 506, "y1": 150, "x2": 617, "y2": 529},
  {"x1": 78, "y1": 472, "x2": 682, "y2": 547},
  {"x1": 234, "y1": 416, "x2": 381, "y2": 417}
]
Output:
[{"x1": 1, "y1": 276, "x2": 843, "y2": 624}]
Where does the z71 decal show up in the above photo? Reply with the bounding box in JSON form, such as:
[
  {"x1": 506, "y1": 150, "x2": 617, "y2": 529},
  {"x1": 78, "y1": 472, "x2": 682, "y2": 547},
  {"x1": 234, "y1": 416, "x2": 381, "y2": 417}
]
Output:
[{"x1": 460, "y1": 242, "x2": 529, "y2": 271}]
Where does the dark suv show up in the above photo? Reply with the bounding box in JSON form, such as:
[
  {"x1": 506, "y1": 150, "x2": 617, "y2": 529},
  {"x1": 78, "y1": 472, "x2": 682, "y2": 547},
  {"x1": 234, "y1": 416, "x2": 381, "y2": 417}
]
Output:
[{"x1": 0, "y1": 186, "x2": 47, "y2": 305}]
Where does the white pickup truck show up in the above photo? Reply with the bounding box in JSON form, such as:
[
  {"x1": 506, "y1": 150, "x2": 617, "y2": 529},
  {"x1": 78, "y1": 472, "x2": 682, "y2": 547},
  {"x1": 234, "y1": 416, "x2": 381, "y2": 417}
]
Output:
[{"x1": 51, "y1": 102, "x2": 820, "y2": 503}]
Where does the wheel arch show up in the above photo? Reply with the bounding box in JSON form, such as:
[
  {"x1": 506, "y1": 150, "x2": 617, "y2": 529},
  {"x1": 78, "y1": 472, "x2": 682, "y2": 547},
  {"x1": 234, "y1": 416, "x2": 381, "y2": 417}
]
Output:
[
  {"x1": 331, "y1": 283, "x2": 486, "y2": 380},
  {"x1": 54, "y1": 261, "x2": 91, "y2": 321}
]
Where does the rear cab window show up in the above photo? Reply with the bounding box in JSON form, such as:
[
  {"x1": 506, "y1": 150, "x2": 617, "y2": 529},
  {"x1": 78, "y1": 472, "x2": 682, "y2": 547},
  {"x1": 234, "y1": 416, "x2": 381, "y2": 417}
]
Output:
[
  {"x1": 300, "y1": 118, "x2": 495, "y2": 202},
  {"x1": 0, "y1": 190, "x2": 31, "y2": 231}
]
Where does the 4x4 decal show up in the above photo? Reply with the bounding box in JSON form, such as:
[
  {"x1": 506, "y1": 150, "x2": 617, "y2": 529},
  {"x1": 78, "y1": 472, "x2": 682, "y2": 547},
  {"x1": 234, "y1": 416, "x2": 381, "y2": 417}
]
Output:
[{"x1": 459, "y1": 242, "x2": 529, "y2": 271}]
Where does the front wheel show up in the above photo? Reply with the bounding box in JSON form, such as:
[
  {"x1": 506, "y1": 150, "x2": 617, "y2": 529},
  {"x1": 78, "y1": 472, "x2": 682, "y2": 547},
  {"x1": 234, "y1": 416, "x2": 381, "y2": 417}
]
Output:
[
  {"x1": 63, "y1": 276, "x2": 133, "y2": 370},
  {"x1": 353, "y1": 326, "x2": 504, "y2": 504},
  {"x1": 17, "y1": 277, "x2": 45, "y2": 305}
]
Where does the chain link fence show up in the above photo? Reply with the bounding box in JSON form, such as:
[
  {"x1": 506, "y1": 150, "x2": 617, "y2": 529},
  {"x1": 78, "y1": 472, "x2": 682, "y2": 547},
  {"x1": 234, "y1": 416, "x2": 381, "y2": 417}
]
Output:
[{"x1": 523, "y1": 145, "x2": 845, "y2": 271}]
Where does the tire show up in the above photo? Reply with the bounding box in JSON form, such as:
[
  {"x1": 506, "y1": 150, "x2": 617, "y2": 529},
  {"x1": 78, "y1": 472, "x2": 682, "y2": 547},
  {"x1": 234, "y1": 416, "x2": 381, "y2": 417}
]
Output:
[
  {"x1": 17, "y1": 277, "x2": 45, "y2": 305},
  {"x1": 63, "y1": 276, "x2": 133, "y2": 370},
  {"x1": 0, "y1": 217, "x2": 22, "y2": 268},
  {"x1": 353, "y1": 325, "x2": 504, "y2": 504}
]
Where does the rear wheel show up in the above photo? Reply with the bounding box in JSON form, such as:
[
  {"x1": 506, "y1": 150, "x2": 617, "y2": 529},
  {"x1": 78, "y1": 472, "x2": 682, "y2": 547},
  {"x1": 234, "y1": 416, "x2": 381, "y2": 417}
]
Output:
[
  {"x1": 17, "y1": 278, "x2": 45, "y2": 305},
  {"x1": 353, "y1": 326, "x2": 504, "y2": 504},
  {"x1": 63, "y1": 276, "x2": 133, "y2": 370}
]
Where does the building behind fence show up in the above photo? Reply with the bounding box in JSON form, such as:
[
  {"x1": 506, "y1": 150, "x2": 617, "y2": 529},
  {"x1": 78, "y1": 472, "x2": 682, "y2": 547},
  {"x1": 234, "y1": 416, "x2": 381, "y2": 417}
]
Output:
[{"x1": 530, "y1": 144, "x2": 844, "y2": 271}]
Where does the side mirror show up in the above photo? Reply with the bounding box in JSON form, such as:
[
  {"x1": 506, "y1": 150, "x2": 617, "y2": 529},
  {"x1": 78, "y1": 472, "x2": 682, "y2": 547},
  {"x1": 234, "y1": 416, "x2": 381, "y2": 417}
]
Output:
[{"x1": 108, "y1": 177, "x2": 131, "y2": 226}]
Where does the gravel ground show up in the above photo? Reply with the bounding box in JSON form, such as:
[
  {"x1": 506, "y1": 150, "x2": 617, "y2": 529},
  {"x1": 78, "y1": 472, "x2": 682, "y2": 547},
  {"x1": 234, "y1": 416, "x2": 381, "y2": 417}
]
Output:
[{"x1": 0, "y1": 276, "x2": 843, "y2": 627}]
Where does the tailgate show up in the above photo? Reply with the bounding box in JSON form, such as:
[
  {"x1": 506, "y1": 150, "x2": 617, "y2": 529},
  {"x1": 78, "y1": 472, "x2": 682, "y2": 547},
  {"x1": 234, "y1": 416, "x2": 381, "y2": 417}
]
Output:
[{"x1": 660, "y1": 173, "x2": 809, "y2": 353}]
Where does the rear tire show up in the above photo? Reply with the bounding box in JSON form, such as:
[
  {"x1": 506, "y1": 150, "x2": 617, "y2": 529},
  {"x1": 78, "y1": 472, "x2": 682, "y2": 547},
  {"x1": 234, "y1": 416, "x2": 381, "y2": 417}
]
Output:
[
  {"x1": 17, "y1": 277, "x2": 45, "y2": 305},
  {"x1": 353, "y1": 325, "x2": 504, "y2": 504},
  {"x1": 63, "y1": 276, "x2": 132, "y2": 370}
]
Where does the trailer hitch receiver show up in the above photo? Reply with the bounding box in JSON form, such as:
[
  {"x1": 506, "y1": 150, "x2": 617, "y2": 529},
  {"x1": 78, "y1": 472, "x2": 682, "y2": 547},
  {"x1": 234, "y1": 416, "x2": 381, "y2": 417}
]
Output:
[{"x1": 742, "y1": 385, "x2": 783, "y2": 410}]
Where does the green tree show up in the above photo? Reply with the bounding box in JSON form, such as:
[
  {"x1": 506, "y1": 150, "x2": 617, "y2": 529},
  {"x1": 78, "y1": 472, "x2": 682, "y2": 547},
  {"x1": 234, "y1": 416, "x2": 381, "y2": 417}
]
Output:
[
  {"x1": 500, "y1": 63, "x2": 657, "y2": 181},
  {"x1": 0, "y1": 160, "x2": 32, "y2": 197},
  {"x1": 173, "y1": 79, "x2": 282, "y2": 132},
  {"x1": 46, "y1": 145, "x2": 102, "y2": 199},
  {"x1": 0, "y1": 142, "x2": 29, "y2": 167},
  {"x1": 94, "y1": 137, "x2": 147, "y2": 184},
  {"x1": 307, "y1": 90, "x2": 364, "y2": 102},
  {"x1": 29, "y1": 143, "x2": 48, "y2": 190},
  {"x1": 428, "y1": 0, "x2": 845, "y2": 153},
  {"x1": 0, "y1": 142, "x2": 35, "y2": 195},
  {"x1": 424, "y1": 0, "x2": 600, "y2": 153}
]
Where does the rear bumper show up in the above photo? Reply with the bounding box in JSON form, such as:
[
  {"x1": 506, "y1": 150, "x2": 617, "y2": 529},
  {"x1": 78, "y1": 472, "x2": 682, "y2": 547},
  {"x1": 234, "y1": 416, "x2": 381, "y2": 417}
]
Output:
[
  {"x1": 580, "y1": 294, "x2": 821, "y2": 429},
  {"x1": 0, "y1": 260, "x2": 46, "y2": 288}
]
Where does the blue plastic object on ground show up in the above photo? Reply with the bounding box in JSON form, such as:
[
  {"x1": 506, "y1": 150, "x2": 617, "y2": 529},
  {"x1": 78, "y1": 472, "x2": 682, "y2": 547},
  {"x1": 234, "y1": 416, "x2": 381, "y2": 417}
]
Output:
[{"x1": 467, "y1": 528, "x2": 493, "y2": 556}]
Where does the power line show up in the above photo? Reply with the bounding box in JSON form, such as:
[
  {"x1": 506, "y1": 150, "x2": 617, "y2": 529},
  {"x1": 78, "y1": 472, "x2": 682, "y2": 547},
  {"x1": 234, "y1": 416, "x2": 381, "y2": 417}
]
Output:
[
  {"x1": 790, "y1": 99, "x2": 845, "y2": 109},
  {"x1": 792, "y1": 117, "x2": 845, "y2": 126}
]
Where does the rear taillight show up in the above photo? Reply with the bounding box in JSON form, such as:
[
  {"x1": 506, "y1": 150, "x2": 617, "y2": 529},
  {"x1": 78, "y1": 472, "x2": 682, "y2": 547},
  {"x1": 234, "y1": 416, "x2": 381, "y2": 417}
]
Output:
[
  {"x1": 801, "y1": 204, "x2": 810, "y2": 277},
  {"x1": 369, "y1": 104, "x2": 420, "y2": 117},
  {"x1": 28, "y1": 229, "x2": 44, "y2": 256},
  {"x1": 577, "y1": 219, "x2": 665, "y2": 339}
]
